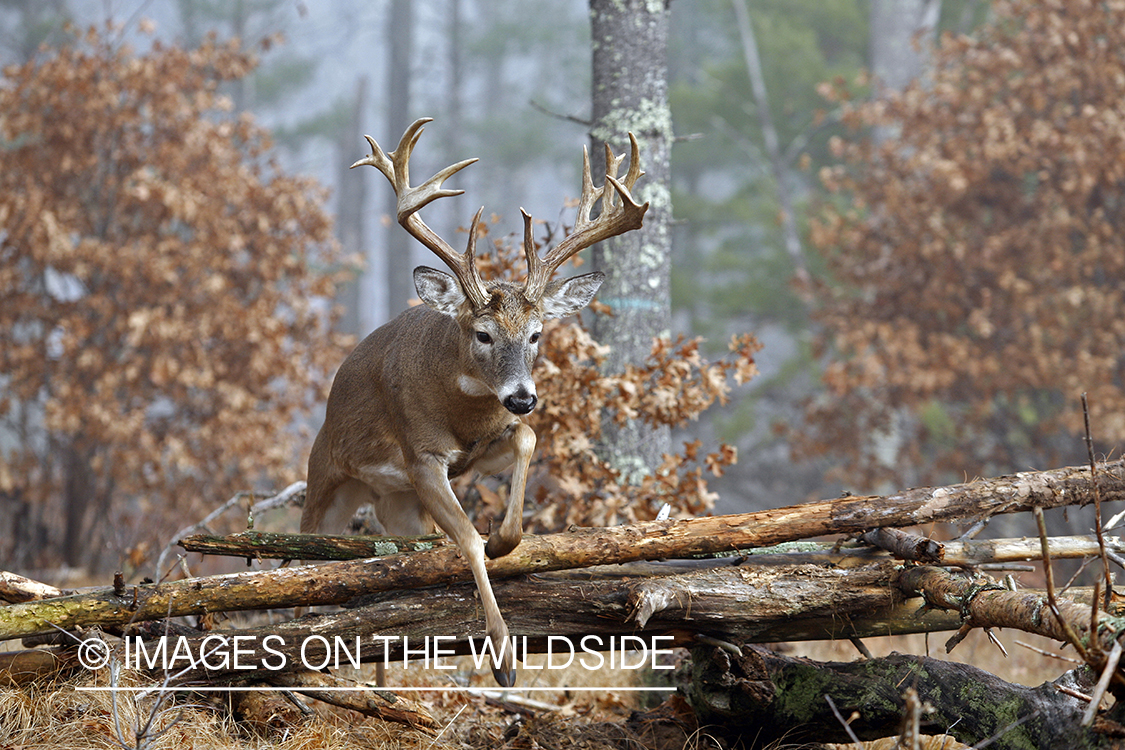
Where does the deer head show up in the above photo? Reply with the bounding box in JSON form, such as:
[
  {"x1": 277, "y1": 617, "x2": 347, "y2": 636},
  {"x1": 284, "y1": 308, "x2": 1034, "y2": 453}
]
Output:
[{"x1": 350, "y1": 118, "x2": 647, "y2": 416}]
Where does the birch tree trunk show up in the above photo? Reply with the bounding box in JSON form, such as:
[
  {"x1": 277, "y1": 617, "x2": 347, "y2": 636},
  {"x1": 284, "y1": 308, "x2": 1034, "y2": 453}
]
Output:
[
  {"x1": 588, "y1": 0, "x2": 673, "y2": 483},
  {"x1": 869, "y1": 0, "x2": 940, "y2": 143},
  {"x1": 730, "y1": 0, "x2": 805, "y2": 280}
]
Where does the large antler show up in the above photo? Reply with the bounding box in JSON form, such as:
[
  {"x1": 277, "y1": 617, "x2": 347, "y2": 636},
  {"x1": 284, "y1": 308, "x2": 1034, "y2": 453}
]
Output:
[
  {"x1": 351, "y1": 118, "x2": 491, "y2": 309},
  {"x1": 521, "y1": 133, "x2": 649, "y2": 302}
]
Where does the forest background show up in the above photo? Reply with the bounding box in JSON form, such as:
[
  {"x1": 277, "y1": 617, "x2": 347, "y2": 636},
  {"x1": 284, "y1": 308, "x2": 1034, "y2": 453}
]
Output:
[{"x1": 2, "y1": 0, "x2": 1122, "y2": 575}]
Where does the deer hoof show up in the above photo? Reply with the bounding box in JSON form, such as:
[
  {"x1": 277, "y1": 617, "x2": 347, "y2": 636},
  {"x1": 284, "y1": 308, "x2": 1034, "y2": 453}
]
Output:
[
  {"x1": 493, "y1": 663, "x2": 517, "y2": 688},
  {"x1": 485, "y1": 533, "x2": 519, "y2": 559}
]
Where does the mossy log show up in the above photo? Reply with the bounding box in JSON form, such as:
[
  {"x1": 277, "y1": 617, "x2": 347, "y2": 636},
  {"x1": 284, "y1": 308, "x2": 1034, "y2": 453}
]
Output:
[
  {"x1": 178, "y1": 530, "x2": 449, "y2": 560},
  {"x1": 685, "y1": 643, "x2": 1120, "y2": 750}
]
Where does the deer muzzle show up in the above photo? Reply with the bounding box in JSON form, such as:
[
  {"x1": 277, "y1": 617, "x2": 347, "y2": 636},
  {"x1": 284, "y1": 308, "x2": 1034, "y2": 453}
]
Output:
[{"x1": 502, "y1": 390, "x2": 537, "y2": 415}]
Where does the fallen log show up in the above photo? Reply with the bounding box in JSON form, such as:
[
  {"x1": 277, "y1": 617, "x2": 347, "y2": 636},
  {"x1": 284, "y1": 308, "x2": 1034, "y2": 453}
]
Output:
[
  {"x1": 113, "y1": 560, "x2": 907, "y2": 681},
  {"x1": 179, "y1": 531, "x2": 449, "y2": 561},
  {"x1": 180, "y1": 530, "x2": 1125, "y2": 571},
  {"x1": 897, "y1": 566, "x2": 1125, "y2": 656},
  {"x1": 0, "y1": 648, "x2": 78, "y2": 686},
  {"x1": 107, "y1": 561, "x2": 1100, "y2": 684},
  {"x1": 2, "y1": 459, "x2": 1120, "y2": 642},
  {"x1": 685, "y1": 643, "x2": 1113, "y2": 750}
]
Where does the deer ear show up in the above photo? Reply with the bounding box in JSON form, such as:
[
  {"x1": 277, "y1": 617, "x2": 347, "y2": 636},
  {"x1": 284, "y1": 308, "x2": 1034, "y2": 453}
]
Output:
[
  {"x1": 540, "y1": 271, "x2": 605, "y2": 320},
  {"x1": 414, "y1": 266, "x2": 466, "y2": 317}
]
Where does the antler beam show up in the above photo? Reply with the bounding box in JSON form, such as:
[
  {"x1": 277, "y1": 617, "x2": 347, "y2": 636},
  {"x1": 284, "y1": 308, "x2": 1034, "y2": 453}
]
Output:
[
  {"x1": 350, "y1": 117, "x2": 490, "y2": 309},
  {"x1": 522, "y1": 133, "x2": 649, "y2": 302}
]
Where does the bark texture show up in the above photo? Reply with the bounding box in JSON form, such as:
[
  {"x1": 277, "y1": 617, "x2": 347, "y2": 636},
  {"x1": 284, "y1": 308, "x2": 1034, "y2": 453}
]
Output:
[
  {"x1": 686, "y1": 644, "x2": 1116, "y2": 750},
  {"x1": 588, "y1": 0, "x2": 673, "y2": 481},
  {"x1": 899, "y1": 565, "x2": 1125, "y2": 655}
]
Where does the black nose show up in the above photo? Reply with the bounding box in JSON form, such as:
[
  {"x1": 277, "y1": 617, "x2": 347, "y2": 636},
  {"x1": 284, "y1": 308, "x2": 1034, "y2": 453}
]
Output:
[{"x1": 503, "y1": 393, "x2": 537, "y2": 415}]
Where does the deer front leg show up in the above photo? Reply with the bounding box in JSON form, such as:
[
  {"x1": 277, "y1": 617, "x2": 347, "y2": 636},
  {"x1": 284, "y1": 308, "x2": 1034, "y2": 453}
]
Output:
[
  {"x1": 408, "y1": 453, "x2": 516, "y2": 687},
  {"x1": 472, "y1": 422, "x2": 536, "y2": 560}
]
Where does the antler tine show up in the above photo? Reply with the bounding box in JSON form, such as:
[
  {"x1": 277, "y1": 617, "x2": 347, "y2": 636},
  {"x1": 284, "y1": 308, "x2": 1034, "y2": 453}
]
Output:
[
  {"x1": 351, "y1": 118, "x2": 489, "y2": 308},
  {"x1": 520, "y1": 208, "x2": 540, "y2": 292},
  {"x1": 523, "y1": 133, "x2": 649, "y2": 301}
]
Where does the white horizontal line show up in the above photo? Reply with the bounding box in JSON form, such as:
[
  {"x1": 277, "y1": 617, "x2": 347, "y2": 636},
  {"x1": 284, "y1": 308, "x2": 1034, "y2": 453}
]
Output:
[{"x1": 76, "y1": 685, "x2": 676, "y2": 693}]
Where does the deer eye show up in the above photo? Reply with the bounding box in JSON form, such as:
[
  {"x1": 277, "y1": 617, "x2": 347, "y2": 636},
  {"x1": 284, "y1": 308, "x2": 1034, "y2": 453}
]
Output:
[
  {"x1": 475, "y1": 331, "x2": 492, "y2": 344},
  {"x1": 529, "y1": 332, "x2": 541, "y2": 344}
]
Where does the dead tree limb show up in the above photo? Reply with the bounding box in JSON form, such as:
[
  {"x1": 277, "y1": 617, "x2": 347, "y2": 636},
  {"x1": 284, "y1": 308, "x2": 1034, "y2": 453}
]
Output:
[
  {"x1": 860, "y1": 528, "x2": 944, "y2": 563},
  {"x1": 685, "y1": 643, "x2": 1110, "y2": 750},
  {"x1": 0, "y1": 572, "x2": 63, "y2": 603},
  {"x1": 263, "y1": 671, "x2": 438, "y2": 730},
  {"x1": 154, "y1": 481, "x2": 307, "y2": 576},
  {"x1": 3, "y1": 459, "x2": 1121, "y2": 642},
  {"x1": 179, "y1": 531, "x2": 449, "y2": 561},
  {"x1": 898, "y1": 566, "x2": 1125, "y2": 661}
]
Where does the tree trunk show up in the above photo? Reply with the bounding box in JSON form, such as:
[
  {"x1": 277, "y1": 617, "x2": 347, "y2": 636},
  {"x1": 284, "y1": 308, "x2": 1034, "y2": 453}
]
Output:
[
  {"x1": 588, "y1": 0, "x2": 673, "y2": 483},
  {"x1": 381, "y1": 0, "x2": 415, "y2": 324},
  {"x1": 730, "y1": 0, "x2": 806, "y2": 281},
  {"x1": 335, "y1": 76, "x2": 368, "y2": 337},
  {"x1": 869, "y1": 0, "x2": 941, "y2": 143},
  {"x1": 61, "y1": 442, "x2": 92, "y2": 568},
  {"x1": 869, "y1": 0, "x2": 940, "y2": 91},
  {"x1": 442, "y1": 0, "x2": 464, "y2": 246}
]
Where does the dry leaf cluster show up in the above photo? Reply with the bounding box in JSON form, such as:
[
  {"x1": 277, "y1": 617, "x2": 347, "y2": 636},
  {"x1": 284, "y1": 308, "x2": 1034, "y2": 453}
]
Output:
[
  {"x1": 0, "y1": 25, "x2": 351, "y2": 568},
  {"x1": 471, "y1": 220, "x2": 760, "y2": 530},
  {"x1": 798, "y1": 0, "x2": 1125, "y2": 487}
]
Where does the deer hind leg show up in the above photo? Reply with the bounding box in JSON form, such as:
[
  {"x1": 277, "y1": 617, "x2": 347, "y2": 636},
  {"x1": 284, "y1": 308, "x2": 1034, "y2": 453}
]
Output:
[
  {"x1": 472, "y1": 422, "x2": 536, "y2": 560},
  {"x1": 407, "y1": 455, "x2": 516, "y2": 687},
  {"x1": 314, "y1": 479, "x2": 377, "y2": 535},
  {"x1": 370, "y1": 490, "x2": 435, "y2": 537},
  {"x1": 297, "y1": 466, "x2": 373, "y2": 617}
]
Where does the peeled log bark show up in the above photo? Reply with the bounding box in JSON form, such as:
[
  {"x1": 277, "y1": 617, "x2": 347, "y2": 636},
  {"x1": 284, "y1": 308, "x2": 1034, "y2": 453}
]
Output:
[
  {"x1": 0, "y1": 572, "x2": 63, "y2": 603},
  {"x1": 685, "y1": 644, "x2": 1115, "y2": 750},
  {"x1": 3, "y1": 459, "x2": 1120, "y2": 642}
]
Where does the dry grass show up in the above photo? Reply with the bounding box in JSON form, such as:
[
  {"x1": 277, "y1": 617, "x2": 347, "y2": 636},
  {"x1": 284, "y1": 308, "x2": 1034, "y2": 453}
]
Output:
[
  {"x1": 0, "y1": 627, "x2": 1077, "y2": 750},
  {"x1": 0, "y1": 650, "x2": 664, "y2": 750}
]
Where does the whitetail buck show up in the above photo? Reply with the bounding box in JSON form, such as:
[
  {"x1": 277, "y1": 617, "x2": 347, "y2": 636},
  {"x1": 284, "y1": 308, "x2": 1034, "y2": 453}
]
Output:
[{"x1": 301, "y1": 118, "x2": 647, "y2": 686}]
